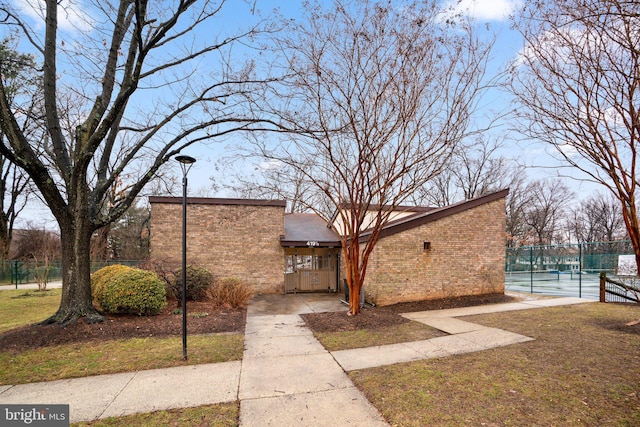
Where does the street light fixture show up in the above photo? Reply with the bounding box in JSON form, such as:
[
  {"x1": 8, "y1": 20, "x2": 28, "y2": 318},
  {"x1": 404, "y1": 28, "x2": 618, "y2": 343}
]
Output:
[{"x1": 176, "y1": 154, "x2": 196, "y2": 360}]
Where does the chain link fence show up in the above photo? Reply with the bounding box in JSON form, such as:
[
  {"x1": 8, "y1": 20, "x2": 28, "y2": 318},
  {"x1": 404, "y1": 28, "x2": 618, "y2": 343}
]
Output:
[
  {"x1": 506, "y1": 241, "x2": 635, "y2": 299},
  {"x1": 0, "y1": 260, "x2": 142, "y2": 287}
]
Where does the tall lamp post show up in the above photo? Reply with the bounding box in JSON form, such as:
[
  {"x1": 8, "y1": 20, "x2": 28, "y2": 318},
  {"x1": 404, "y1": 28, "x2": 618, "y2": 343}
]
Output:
[{"x1": 176, "y1": 155, "x2": 196, "y2": 360}]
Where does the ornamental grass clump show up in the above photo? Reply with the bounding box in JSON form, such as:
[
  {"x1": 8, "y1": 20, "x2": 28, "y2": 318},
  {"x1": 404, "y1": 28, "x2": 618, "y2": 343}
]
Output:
[
  {"x1": 209, "y1": 277, "x2": 253, "y2": 308},
  {"x1": 91, "y1": 265, "x2": 166, "y2": 316}
]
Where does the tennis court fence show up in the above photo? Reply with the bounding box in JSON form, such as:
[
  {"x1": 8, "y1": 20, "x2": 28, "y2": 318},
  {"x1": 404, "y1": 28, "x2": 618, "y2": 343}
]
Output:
[{"x1": 505, "y1": 241, "x2": 636, "y2": 299}]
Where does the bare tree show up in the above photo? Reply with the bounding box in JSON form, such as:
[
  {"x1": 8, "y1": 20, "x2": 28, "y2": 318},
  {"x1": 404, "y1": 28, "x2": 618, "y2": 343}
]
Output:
[
  {"x1": 567, "y1": 192, "x2": 628, "y2": 243},
  {"x1": 222, "y1": 159, "x2": 317, "y2": 213},
  {"x1": 11, "y1": 223, "x2": 61, "y2": 290},
  {"x1": 0, "y1": 1, "x2": 277, "y2": 324},
  {"x1": 106, "y1": 200, "x2": 151, "y2": 260},
  {"x1": 505, "y1": 171, "x2": 532, "y2": 248},
  {"x1": 523, "y1": 179, "x2": 572, "y2": 246},
  {"x1": 510, "y1": 0, "x2": 640, "y2": 271},
  {"x1": 0, "y1": 38, "x2": 36, "y2": 260},
  {"x1": 252, "y1": 1, "x2": 494, "y2": 314},
  {"x1": 414, "y1": 136, "x2": 517, "y2": 207}
]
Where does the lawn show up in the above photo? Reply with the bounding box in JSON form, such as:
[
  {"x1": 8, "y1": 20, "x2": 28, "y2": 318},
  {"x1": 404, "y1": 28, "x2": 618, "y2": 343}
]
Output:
[
  {"x1": 4, "y1": 288, "x2": 639, "y2": 426},
  {"x1": 347, "y1": 302, "x2": 640, "y2": 426},
  {"x1": 71, "y1": 402, "x2": 239, "y2": 427},
  {"x1": 0, "y1": 288, "x2": 63, "y2": 333},
  {"x1": 0, "y1": 288, "x2": 243, "y2": 426}
]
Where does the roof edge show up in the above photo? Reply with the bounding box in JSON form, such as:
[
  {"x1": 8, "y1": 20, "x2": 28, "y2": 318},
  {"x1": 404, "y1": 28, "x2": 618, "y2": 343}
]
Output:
[
  {"x1": 149, "y1": 196, "x2": 287, "y2": 207},
  {"x1": 362, "y1": 188, "x2": 509, "y2": 242},
  {"x1": 279, "y1": 239, "x2": 342, "y2": 248}
]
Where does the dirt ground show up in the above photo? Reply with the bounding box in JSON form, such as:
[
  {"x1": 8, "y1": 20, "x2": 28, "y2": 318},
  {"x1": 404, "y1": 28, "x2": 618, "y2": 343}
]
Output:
[
  {"x1": 301, "y1": 293, "x2": 515, "y2": 333},
  {"x1": 0, "y1": 300, "x2": 246, "y2": 352},
  {"x1": 0, "y1": 293, "x2": 514, "y2": 352}
]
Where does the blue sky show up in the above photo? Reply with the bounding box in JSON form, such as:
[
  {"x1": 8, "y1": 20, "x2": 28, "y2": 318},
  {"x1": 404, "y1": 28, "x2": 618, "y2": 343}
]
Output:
[
  {"x1": 187, "y1": 0, "x2": 597, "y2": 198},
  {"x1": 8, "y1": 0, "x2": 600, "y2": 229},
  {"x1": 183, "y1": 0, "x2": 533, "y2": 195}
]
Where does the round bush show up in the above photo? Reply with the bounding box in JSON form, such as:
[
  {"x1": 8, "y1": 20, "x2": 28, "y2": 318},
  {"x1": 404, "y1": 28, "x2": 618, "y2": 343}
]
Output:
[
  {"x1": 173, "y1": 265, "x2": 213, "y2": 301},
  {"x1": 92, "y1": 265, "x2": 167, "y2": 316},
  {"x1": 91, "y1": 265, "x2": 132, "y2": 310}
]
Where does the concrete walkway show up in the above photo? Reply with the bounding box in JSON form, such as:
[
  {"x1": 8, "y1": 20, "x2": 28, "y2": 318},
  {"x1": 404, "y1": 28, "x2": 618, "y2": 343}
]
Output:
[
  {"x1": 0, "y1": 293, "x2": 594, "y2": 424},
  {"x1": 0, "y1": 280, "x2": 62, "y2": 291},
  {"x1": 239, "y1": 312, "x2": 387, "y2": 425}
]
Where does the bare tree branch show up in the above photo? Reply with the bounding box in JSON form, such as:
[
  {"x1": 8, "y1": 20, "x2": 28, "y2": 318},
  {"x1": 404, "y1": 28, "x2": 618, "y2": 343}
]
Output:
[{"x1": 510, "y1": 0, "x2": 640, "y2": 270}]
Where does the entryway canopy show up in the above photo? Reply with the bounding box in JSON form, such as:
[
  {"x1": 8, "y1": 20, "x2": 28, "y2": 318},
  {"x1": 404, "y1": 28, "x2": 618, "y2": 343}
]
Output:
[
  {"x1": 280, "y1": 213, "x2": 341, "y2": 248},
  {"x1": 281, "y1": 213, "x2": 342, "y2": 293}
]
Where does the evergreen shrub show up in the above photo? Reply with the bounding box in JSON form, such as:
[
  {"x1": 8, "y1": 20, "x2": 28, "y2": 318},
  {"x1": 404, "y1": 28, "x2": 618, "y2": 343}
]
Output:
[
  {"x1": 91, "y1": 265, "x2": 166, "y2": 315},
  {"x1": 173, "y1": 265, "x2": 214, "y2": 301}
]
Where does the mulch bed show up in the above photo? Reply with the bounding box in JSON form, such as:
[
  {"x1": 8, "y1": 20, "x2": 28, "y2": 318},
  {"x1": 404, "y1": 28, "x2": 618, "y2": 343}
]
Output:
[
  {"x1": 0, "y1": 300, "x2": 246, "y2": 352},
  {"x1": 302, "y1": 293, "x2": 516, "y2": 333},
  {"x1": 1, "y1": 293, "x2": 516, "y2": 352}
]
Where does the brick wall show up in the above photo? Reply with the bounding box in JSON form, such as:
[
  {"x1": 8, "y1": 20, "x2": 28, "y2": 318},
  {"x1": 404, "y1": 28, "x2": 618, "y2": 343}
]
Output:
[
  {"x1": 150, "y1": 199, "x2": 285, "y2": 294},
  {"x1": 364, "y1": 198, "x2": 506, "y2": 306}
]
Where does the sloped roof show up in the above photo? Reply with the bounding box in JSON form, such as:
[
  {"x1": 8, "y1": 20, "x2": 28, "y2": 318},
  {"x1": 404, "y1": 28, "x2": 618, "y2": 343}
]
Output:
[
  {"x1": 281, "y1": 213, "x2": 341, "y2": 247},
  {"x1": 359, "y1": 188, "x2": 509, "y2": 242}
]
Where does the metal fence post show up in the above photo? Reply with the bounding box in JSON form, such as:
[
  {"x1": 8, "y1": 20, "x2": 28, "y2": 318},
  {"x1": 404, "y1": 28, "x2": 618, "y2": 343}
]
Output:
[
  {"x1": 579, "y1": 242, "x2": 582, "y2": 298},
  {"x1": 529, "y1": 246, "x2": 534, "y2": 294}
]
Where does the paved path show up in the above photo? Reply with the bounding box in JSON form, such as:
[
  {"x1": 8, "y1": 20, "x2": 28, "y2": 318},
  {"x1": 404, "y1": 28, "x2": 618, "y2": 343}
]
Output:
[
  {"x1": 0, "y1": 280, "x2": 62, "y2": 291},
  {"x1": 0, "y1": 293, "x2": 594, "y2": 424},
  {"x1": 239, "y1": 311, "x2": 387, "y2": 426}
]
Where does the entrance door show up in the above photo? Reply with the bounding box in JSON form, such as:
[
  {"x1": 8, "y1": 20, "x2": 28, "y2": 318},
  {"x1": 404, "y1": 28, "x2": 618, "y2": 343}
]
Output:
[{"x1": 284, "y1": 248, "x2": 339, "y2": 293}]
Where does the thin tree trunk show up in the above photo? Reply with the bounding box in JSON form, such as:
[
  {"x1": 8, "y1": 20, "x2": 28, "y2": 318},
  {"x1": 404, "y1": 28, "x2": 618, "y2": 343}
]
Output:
[
  {"x1": 621, "y1": 200, "x2": 640, "y2": 274},
  {"x1": 0, "y1": 216, "x2": 9, "y2": 260},
  {"x1": 343, "y1": 239, "x2": 363, "y2": 315}
]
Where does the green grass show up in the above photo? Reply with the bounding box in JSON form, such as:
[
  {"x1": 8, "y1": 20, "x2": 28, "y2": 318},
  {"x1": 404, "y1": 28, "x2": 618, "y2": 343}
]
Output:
[
  {"x1": 9, "y1": 287, "x2": 637, "y2": 425},
  {"x1": 0, "y1": 333, "x2": 243, "y2": 385},
  {"x1": 314, "y1": 321, "x2": 446, "y2": 351},
  {"x1": 0, "y1": 288, "x2": 61, "y2": 333},
  {"x1": 0, "y1": 288, "x2": 244, "y2": 385},
  {"x1": 0, "y1": 287, "x2": 244, "y2": 425},
  {"x1": 71, "y1": 402, "x2": 239, "y2": 427},
  {"x1": 349, "y1": 302, "x2": 640, "y2": 426}
]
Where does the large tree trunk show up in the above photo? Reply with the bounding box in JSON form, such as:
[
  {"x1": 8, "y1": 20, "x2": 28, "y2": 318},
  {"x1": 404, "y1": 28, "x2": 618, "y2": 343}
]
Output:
[{"x1": 41, "y1": 208, "x2": 104, "y2": 325}]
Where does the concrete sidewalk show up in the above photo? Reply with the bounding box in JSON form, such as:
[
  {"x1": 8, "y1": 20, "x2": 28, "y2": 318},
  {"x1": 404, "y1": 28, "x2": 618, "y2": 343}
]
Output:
[
  {"x1": 239, "y1": 311, "x2": 388, "y2": 426},
  {"x1": 0, "y1": 293, "x2": 595, "y2": 424},
  {"x1": 0, "y1": 280, "x2": 62, "y2": 291}
]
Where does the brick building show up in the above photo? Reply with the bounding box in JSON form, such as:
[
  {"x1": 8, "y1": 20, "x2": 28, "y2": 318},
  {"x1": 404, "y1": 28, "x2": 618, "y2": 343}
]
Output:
[
  {"x1": 149, "y1": 197, "x2": 287, "y2": 294},
  {"x1": 149, "y1": 189, "x2": 507, "y2": 305}
]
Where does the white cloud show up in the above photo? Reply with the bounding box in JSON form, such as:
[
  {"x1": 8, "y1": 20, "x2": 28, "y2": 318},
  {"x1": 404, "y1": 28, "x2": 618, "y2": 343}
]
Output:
[
  {"x1": 445, "y1": 0, "x2": 522, "y2": 22},
  {"x1": 15, "y1": 0, "x2": 95, "y2": 34},
  {"x1": 558, "y1": 143, "x2": 578, "y2": 158},
  {"x1": 258, "y1": 159, "x2": 282, "y2": 171},
  {"x1": 512, "y1": 26, "x2": 583, "y2": 69}
]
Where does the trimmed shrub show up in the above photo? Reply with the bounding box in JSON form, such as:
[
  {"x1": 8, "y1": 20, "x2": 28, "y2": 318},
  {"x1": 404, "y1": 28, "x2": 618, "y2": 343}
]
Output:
[
  {"x1": 91, "y1": 265, "x2": 132, "y2": 310},
  {"x1": 137, "y1": 259, "x2": 180, "y2": 301},
  {"x1": 91, "y1": 265, "x2": 167, "y2": 316},
  {"x1": 209, "y1": 277, "x2": 253, "y2": 308},
  {"x1": 173, "y1": 265, "x2": 214, "y2": 301}
]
